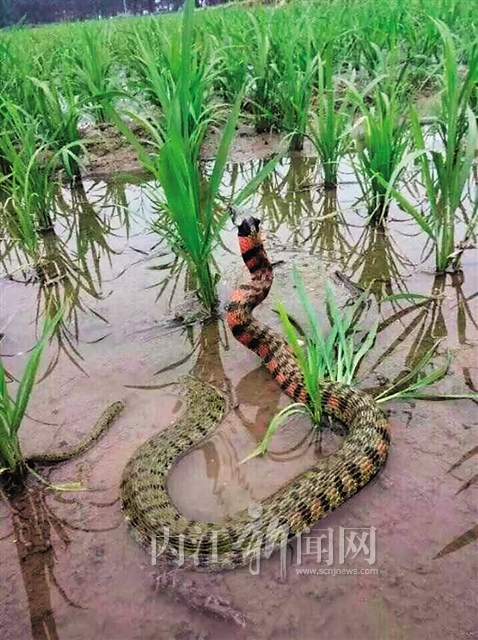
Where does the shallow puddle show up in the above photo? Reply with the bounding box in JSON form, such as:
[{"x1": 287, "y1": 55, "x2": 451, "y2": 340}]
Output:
[{"x1": 1, "y1": 156, "x2": 477, "y2": 640}]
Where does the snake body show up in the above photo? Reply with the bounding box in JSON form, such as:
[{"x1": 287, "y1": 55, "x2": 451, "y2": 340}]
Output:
[
  {"x1": 27, "y1": 402, "x2": 125, "y2": 465},
  {"x1": 120, "y1": 217, "x2": 390, "y2": 569}
]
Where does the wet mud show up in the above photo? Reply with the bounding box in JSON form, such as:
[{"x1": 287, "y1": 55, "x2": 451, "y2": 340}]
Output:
[{"x1": 0, "y1": 151, "x2": 477, "y2": 640}]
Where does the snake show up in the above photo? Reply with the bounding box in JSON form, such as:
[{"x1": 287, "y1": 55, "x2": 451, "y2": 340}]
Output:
[
  {"x1": 120, "y1": 216, "x2": 390, "y2": 569},
  {"x1": 26, "y1": 402, "x2": 125, "y2": 465}
]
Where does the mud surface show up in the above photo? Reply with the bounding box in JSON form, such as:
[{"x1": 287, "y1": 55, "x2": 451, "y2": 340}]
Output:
[
  {"x1": 83, "y1": 121, "x2": 289, "y2": 177},
  {"x1": 0, "y1": 151, "x2": 477, "y2": 640}
]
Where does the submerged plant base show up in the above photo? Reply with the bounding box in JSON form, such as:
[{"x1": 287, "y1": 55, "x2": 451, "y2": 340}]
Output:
[
  {"x1": 368, "y1": 198, "x2": 390, "y2": 226},
  {"x1": 0, "y1": 461, "x2": 29, "y2": 498},
  {"x1": 323, "y1": 179, "x2": 339, "y2": 191},
  {"x1": 288, "y1": 133, "x2": 305, "y2": 152}
]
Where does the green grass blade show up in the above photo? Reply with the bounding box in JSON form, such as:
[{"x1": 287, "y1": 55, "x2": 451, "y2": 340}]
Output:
[
  {"x1": 241, "y1": 404, "x2": 311, "y2": 464},
  {"x1": 10, "y1": 311, "x2": 62, "y2": 435}
]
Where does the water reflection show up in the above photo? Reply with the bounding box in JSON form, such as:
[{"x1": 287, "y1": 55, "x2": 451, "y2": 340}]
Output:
[
  {"x1": 344, "y1": 223, "x2": 414, "y2": 302},
  {"x1": 307, "y1": 189, "x2": 353, "y2": 265},
  {"x1": 8, "y1": 487, "x2": 65, "y2": 640},
  {"x1": 1, "y1": 178, "x2": 130, "y2": 376},
  {"x1": 371, "y1": 271, "x2": 477, "y2": 393},
  {"x1": 257, "y1": 155, "x2": 318, "y2": 235},
  {"x1": 5, "y1": 484, "x2": 120, "y2": 640}
]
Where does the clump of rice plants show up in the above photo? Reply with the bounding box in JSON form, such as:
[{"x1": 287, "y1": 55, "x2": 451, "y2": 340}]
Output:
[
  {"x1": 129, "y1": 16, "x2": 222, "y2": 155},
  {"x1": 307, "y1": 45, "x2": 350, "y2": 189},
  {"x1": 271, "y1": 16, "x2": 318, "y2": 151},
  {"x1": 244, "y1": 10, "x2": 281, "y2": 134},
  {"x1": 385, "y1": 20, "x2": 477, "y2": 273},
  {"x1": 69, "y1": 23, "x2": 118, "y2": 124},
  {"x1": 0, "y1": 314, "x2": 59, "y2": 491},
  {"x1": 149, "y1": 96, "x2": 279, "y2": 313},
  {"x1": 347, "y1": 77, "x2": 410, "y2": 225},
  {"x1": 205, "y1": 11, "x2": 249, "y2": 106},
  {"x1": 26, "y1": 75, "x2": 86, "y2": 182},
  {"x1": 243, "y1": 266, "x2": 473, "y2": 461},
  {"x1": 243, "y1": 268, "x2": 379, "y2": 461},
  {"x1": 113, "y1": 0, "x2": 280, "y2": 314},
  {"x1": 0, "y1": 104, "x2": 60, "y2": 250}
]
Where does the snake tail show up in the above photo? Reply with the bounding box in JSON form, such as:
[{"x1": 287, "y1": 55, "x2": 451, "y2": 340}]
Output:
[{"x1": 27, "y1": 401, "x2": 125, "y2": 465}]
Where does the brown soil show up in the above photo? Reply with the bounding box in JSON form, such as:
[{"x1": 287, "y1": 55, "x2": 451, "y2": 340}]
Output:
[{"x1": 83, "y1": 121, "x2": 287, "y2": 178}]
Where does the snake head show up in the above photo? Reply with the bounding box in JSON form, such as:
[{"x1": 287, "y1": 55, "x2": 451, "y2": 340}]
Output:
[{"x1": 238, "y1": 216, "x2": 261, "y2": 237}]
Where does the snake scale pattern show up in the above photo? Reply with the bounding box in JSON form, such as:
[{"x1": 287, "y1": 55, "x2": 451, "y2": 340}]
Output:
[{"x1": 120, "y1": 217, "x2": 390, "y2": 569}]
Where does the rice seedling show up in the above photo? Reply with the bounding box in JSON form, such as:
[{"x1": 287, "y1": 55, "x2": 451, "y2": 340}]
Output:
[
  {"x1": 307, "y1": 45, "x2": 351, "y2": 189},
  {"x1": 149, "y1": 92, "x2": 279, "y2": 313},
  {"x1": 347, "y1": 78, "x2": 410, "y2": 224},
  {"x1": 68, "y1": 23, "x2": 118, "y2": 124},
  {"x1": 111, "y1": 0, "x2": 280, "y2": 313},
  {"x1": 129, "y1": 15, "x2": 222, "y2": 153},
  {"x1": 244, "y1": 10, "x2": 281, "y2": 134},
  {"x1": 271, "y1": 17, "x2": 318, "y2": 151},
  {"x1": 243, "y1": 263, "x2": 475, "y2": 461},
  {"x1": 26, "y1": 75, "x2": 86, "y2": 182},
  {"x1": 0, "y1": 312, "x2": 60, "y2": 490},
  {"x1": 384, "y1": 20, "x2": 477, "y2": 272},
  {"x1": 205, "y1": 12, "x2": 249, "y2": 105},
  {"x1": 242, "y1": 267, "x2": 379, "y2": 461},
  {"x1": 0, "y1": 106, "x2": 59, "y2": 251}
]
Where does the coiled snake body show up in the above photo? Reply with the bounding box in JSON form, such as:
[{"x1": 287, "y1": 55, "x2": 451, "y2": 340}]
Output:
[{"x1": 120, "y1": 217, "x2": 390, "y2": 568}]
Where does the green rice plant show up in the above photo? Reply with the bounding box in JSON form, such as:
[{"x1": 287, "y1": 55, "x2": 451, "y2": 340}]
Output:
[
  {"x1": 26, "y1": 76, "x2": 86, "y2": 181},
  {"x1": 0, "y1": 312, "x2": 60, "y2": 489},
  {"x1": 347, "y1": 80, "x2": 410, "y2": 224},
  {"x1": 205, "y1": 11, "x2": 249, "y2": 105},
  {"x1": 244, "y1": 10, "x2": 281, "y2": 134},
  {"x1": 0, "y1": 106, "x2": 59, "y2": 251},
  {"x1": 242, "y1": 268, "x2": 379, "y2": 461},
  {"x1": 384, "y1": 21, "x2": 477, "y2": 272},
  {"x1": 130, "y1": 13, "x2": 222, "y2": 156},
  {"x1": 150, "y1": 89, "x2": 279, "y2": 312},
  {"x1": 68, "y1": 23, "x2": 117, "y2": 124},
  {"x1": 243, "y1": 264, "x2": 475, "y2": 461},
  {"x1": 128, "y1": 20, "x2": 179, "y2": 109},
  {"x1": 307, "y1": 45, "x2": 351, "y2": 188},
  {"x1": 112, "y1": 0, "x2": 280, "y2": 313},
  {"x1": 270, "y1": 15, "x2": 318, "y2": 151},
  {"x1": 0, "y1": 101, "x2": 12, "y2": 179}
]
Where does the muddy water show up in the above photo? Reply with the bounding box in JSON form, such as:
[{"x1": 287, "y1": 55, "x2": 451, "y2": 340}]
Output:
[{"x1": 0, "y1": 157, "x2": 477, "y2": 640}]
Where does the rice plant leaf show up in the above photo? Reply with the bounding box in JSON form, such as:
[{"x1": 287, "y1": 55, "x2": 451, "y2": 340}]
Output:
[
  {"x1": 406, "y1": 393, "x2": 478, "y2": 401},
  {"x1": 351, "y1": 318, "x2": 379, "y2": 381},
  {"x1": 448, "y1": 446, "x2": 478, "y2": 473},
  {"x1": 275, "y1": 299, "x2": 307, "y2": 372},
  {"x1": 384, "y1": 176, "x2": 435, "y2": 238},
  {"x1": 0, "y1": 361, "x2": 12, "y2": 419},
  {"x1": 455, "y1": 107, "x2": 478, "y2": 211},
  {"x1": 381, "y1": 293, "x2": 433, "y2": 303},
  {"x1": 240, "y1": 403, "x2": 311, "y2": 464},
  {"x1": 179, "y1": 0, "x2": 195, "y2": 126},
  {"x1": 455, "y1": 474, "x2": 478, "y2": 495},
  {"x1": 234, "y1": 153, "x2": 282, "y2": 207},
  {"x1": 205, "y1": 89, "x2": 243, "y2": 220},
  {"x1": 11, "y1": 312, "x2": 61, "y2": 435},
  {"x1": 433, "y1": 525, "x2": 478, "y2": 559},
  {"x1": 375, "y1": 341, "x2": 445, "y2": 401}
]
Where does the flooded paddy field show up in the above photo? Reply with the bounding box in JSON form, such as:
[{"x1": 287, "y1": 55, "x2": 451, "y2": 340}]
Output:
[{"x1": 1, "y1": 155, "x2": 477, "y2": 640}]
